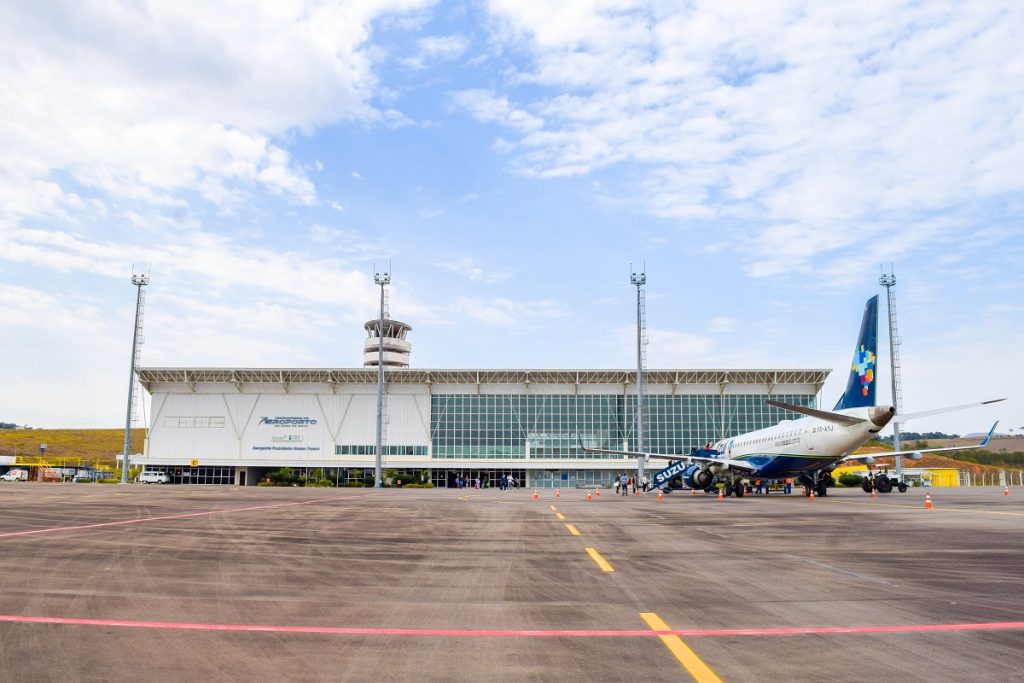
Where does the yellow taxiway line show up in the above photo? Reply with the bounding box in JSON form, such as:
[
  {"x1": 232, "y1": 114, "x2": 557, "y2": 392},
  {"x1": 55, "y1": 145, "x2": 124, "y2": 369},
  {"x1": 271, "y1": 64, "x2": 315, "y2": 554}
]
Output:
[
  {"x1": 565, "y1": 523, "x2": 581, "y2": 536},
  {"x1": 549, "y1": 505, "x2": 558, "y2": 511},
  {"x1": 555, "y1": 512, "x2": 565, "y2": 520},
  {"x1": 640, "y1": 612, "x2": 722, "y2": 683},
  {"x1": 584, "y1": 547, "x2": 614, "y2": 572}
]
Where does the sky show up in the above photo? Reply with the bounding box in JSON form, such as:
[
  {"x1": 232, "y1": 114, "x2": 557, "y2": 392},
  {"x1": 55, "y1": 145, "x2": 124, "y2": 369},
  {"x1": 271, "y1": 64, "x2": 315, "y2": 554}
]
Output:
[{"x1": 1, "y1": 0, "x2": 1021, "y2": 436}]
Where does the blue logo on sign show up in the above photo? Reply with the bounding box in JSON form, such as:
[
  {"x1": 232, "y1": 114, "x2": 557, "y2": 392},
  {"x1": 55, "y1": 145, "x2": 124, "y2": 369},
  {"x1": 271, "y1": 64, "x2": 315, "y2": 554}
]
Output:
[{"x1": 260, "y1": 417, "x2": 317, "y2": 426}]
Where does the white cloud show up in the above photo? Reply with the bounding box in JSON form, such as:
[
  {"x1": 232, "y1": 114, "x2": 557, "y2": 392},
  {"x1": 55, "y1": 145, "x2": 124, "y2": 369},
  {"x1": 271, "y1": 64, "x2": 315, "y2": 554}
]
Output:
[
  {"x1": 435, "y1": 257, "x2": 511, "y2": 284},
  {"x1": 708, "y1": 316, "x2": 738, "y2": 333},
  {"x1": 351, "y1": 171, "x2": 365, "y2": 180},
  {"x1": 447, "y1": 297, "x2": 566, "y2": 326},
  {"x1": 402, "y1": 34, "x2": 470, "y2": 69},
  {"x1": 0, "y1": 1, "x2": 431, "y2": 215},
  {"x1": 469, "y1": 1, "x2": 1024, "y2": 279},
  {"x1": 460, "y1": 192, "x2": 480, "y2": 202},
  {"x1": 307, "y1": 224, "x2": 389, "y2": 261},
  {"x1": 0, "y1": 225, "x2": 382, "y2": 312},
  {"x1": 450, "y1": 89, "x2": 545, "y2": 133},
  {"x1": 419, "y1": 208, "x2": 445, "y2": 219}
]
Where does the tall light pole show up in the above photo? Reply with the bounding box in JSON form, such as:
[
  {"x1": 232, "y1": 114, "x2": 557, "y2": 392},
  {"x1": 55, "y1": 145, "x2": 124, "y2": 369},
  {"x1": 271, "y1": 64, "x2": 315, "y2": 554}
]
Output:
[
  {"x1": 880, "y1": 266, "x2": 904, "y2": 480},
  {"x1": 374, "y1": 269, "x2": 391, "y2": 488},
  {"x1": 121, "y1": 272, "x2": 149, "y2": 484},
  {"x1": 631, "y1": 269, "x2": 647, "y2": 483}
]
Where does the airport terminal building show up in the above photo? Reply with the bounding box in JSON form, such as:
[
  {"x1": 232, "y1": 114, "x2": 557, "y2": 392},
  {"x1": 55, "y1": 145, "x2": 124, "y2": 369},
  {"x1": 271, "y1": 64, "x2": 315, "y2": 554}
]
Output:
[{"x1": 134, "y1": 366, "x2": 829, "y2": 487}]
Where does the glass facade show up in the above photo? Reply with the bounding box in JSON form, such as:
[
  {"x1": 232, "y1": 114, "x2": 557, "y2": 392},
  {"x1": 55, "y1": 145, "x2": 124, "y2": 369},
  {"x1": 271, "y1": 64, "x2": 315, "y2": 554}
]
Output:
[
  {"x1": 144, "y1": 465, "x2": 235, "y2": 485},
  {"x1": 430, "y1": 393, "x2": 816, "y2": 459}
]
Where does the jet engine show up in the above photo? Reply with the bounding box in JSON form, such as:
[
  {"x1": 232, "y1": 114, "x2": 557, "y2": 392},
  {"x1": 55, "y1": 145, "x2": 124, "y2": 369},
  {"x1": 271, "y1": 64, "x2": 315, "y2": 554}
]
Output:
[
  {"x1": 683, "y1": 464, "x2": 713, "y2": 490},
  {"x1": 907, "y1": 451, "x2": 923, "y2": 461}
]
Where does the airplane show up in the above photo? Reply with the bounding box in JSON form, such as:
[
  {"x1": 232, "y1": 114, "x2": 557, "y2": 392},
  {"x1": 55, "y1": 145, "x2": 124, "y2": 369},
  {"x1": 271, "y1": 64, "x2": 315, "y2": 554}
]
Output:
[{"x1": 581, "y1": 295, "x2": 1005, "y2": 497}]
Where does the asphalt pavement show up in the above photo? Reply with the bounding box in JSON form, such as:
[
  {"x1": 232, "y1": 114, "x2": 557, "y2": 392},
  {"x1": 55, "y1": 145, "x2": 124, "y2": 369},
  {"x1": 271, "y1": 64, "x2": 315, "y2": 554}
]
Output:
[{"x1": 0, "y1": 483, "x2": 1021, "y2": 682}]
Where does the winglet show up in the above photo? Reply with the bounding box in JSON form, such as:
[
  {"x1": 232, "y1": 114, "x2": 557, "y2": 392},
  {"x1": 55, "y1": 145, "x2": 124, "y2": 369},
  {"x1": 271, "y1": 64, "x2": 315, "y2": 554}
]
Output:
[{"x1": 979, "y1": 421, "x2": 999, "y2": 448}]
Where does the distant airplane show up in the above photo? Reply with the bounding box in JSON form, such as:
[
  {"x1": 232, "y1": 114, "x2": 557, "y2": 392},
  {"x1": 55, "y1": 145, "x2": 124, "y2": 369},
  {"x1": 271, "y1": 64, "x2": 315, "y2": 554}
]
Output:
[{"x1": 582, "y1": 295, "x2": 1004, "y2": 497}]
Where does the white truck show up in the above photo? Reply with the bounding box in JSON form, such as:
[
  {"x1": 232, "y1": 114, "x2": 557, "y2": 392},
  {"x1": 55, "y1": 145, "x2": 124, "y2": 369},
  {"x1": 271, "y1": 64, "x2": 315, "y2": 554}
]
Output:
[{"x1": 1, "y1": 469, "x2": 28, "y2": 482}]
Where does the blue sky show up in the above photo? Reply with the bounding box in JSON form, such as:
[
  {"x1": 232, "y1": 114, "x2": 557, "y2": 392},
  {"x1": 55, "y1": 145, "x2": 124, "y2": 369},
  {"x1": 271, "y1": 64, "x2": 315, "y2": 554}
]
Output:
[{"x1": 1, "y1": 1, "x2": 1021, "y2": 435}]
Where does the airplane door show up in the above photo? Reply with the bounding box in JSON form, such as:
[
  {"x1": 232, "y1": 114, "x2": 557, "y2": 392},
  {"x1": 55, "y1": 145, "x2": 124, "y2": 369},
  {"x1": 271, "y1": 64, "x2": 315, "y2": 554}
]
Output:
[{"x1": 802, "y1": 428, "x2": 815, "y2": 451}]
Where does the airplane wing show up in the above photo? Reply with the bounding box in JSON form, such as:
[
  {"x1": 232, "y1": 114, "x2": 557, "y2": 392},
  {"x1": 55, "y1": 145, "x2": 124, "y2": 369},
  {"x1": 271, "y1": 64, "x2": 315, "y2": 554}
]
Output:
[
  {"x1": 764, "y1": 400, "x2": 866, "y2": 426},
  {"x1": 840, "y1": 422, "x2": 999, "y2": 462},
  {"x1": 896, "y1": 398, "x2": 1005, "y2": 422},
  {"x1": 577, "y1": 443, "x2": 758, "y2": 472}
]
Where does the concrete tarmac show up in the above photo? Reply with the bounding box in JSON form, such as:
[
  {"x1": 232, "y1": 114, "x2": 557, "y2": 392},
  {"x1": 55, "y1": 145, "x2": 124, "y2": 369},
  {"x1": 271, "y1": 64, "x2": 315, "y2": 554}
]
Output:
[{"x1": 0, "y1": 484, "x2": 1022, "y2": 682}]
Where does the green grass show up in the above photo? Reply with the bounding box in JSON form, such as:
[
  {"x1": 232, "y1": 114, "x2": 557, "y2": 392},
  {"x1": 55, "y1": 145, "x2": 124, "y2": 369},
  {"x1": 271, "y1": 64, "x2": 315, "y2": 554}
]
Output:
[{"x1": 0, "y1": 428, "x2": 145, "y2": 467}]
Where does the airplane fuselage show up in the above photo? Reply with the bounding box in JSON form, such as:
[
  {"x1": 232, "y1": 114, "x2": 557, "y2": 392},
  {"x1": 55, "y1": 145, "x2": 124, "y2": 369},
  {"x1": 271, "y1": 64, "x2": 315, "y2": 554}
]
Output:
[{"x1": 709, "y1": 405, "x2": 896, "y2": 480}]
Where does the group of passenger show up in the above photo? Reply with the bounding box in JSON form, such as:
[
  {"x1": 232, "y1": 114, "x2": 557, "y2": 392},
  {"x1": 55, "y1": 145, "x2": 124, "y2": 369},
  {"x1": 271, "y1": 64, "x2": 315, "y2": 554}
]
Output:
[
  {"x1": 615, "y1": 473, "x2": 651, "y2": 495},
  {"x1": 450, "y1": 474, "x2": 520, "y2": 489}
]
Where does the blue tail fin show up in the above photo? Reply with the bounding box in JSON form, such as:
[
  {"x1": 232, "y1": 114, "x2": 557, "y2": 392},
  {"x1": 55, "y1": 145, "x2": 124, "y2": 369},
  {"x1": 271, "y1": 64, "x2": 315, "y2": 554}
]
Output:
[{"x1": 833, "y1": 295, "x2": 879, "y2": 410}]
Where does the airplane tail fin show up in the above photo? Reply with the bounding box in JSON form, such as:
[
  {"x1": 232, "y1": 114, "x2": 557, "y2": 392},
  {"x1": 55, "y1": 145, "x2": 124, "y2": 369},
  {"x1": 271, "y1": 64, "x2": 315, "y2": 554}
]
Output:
[{"x1": 833, "y1": 295, "x2": 879, "y2": 410}]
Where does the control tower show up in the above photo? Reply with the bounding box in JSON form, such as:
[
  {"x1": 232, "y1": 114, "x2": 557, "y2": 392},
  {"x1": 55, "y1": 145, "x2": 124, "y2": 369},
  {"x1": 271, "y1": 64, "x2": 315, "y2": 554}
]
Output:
[{"x1": 363, "y1": 318, "x2": 412, "y2": 367}]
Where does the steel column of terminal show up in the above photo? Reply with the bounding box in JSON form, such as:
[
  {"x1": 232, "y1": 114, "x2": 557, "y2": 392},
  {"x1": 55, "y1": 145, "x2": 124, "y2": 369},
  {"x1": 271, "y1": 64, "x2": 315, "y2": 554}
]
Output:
[
  {"x1": 374, "y1": 270, "x2": 391, "y2": 488},
  {"x1": 121, "y1": 272, "x2": 149, "y2": 484}
]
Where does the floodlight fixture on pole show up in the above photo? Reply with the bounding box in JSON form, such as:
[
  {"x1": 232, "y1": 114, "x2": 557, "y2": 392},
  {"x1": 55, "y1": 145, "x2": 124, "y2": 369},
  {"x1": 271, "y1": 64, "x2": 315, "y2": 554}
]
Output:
[
  {"x1": 374, "y1": 269, "x2": 391, "y2": 488},
  {"x1": 879, "y1": 265, "x2": 904, "y2": 479},
  {"x1": 121, "y1": 271, "x2": 149, "y2": 484},
  {"x1": 631, "y1": 268, "x2": 647, "y2": 484}
]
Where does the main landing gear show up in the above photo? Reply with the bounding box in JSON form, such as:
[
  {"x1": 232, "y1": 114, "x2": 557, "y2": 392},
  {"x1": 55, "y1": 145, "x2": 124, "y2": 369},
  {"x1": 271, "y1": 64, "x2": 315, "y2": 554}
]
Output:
[
  {"x1": 799, "y1": 471, "x2": 833, "y2": 497},
  {"x1": 723, "y1": 481, "x2": 745, "y2": 498}
]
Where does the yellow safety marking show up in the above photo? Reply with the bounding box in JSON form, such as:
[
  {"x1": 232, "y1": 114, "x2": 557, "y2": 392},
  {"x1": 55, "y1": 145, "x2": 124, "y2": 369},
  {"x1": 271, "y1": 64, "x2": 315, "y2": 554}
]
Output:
[
  {"x1": 549, "y1": 505, "x2": 558, "y2": 511},
  {"x1": 458, "y1": 496, "x2": 469, "y2": 501},
  {"x1": 640, "y1": 612, "x2": 722, "y2": 683},
  {"x1": 823, "y1": 498, "x2": 1024, "y2": 517},
  {"x1": 584, "y1": 547, "x2": 614, "y2": 572},
  {"x1": 555, "y1": 512, "x2": 566, "y2": 521},
  {"x1": 565, "y1": 523, "x2": 580, "y2": 536}
]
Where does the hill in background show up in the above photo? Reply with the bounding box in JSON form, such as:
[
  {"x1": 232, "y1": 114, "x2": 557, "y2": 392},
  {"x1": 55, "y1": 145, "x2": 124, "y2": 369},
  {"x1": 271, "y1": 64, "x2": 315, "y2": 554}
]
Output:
[{"x1": 0, "y1": 428, "x2": 145, "y2": 467}]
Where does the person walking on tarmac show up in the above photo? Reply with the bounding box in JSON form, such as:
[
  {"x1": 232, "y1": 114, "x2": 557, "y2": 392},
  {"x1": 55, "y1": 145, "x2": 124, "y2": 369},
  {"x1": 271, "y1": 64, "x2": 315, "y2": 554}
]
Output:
[
  {"x1": 620, "y1": 473, "x2": 629, "y2": 496},
  {"x1": 641, "y1": 474, "x2": 650, "y2": 492}
]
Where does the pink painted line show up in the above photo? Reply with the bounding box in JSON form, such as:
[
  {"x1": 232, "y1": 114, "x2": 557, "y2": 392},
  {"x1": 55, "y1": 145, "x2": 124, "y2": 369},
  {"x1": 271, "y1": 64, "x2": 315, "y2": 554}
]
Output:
[
  {"x1": 1, "y1": 615, "x2": 1022, "y2": 638},
  {"x1": 0, "y1": 493, "x2": 377, "y2": 540}
]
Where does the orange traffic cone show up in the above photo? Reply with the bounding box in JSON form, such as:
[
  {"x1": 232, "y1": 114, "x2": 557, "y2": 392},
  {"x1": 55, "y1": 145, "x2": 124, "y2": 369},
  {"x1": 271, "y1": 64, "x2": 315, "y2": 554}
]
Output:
[
  {"x1": 871, "y1": 489, "x2": 877, "y2": 499},
  {"x1": 1004, "y1": 486, "x2": 1010, "y2": 497},
  {"x1": 587, "y1": 491, "x2": 593, "y2": 501},
  {"x1": 555, "y1": 489, "x2": 560, "y2": 499},
  {"x1": 924, "y1": 493, "x2": 932, "y2": 509},
  {"x1": 717, "y1": 488, "x2": 724, "y2": 501},
  {"x1": 633, "y1": 488, "x2": 639, "y2": 496},
  {"x1": 533, "y1": 489, "x2": 539, "y2": 500},
  {"x1": 657, "y1": 490, "x2": 664, "y2": 502},
  {"x1": 690, "y1": 488, "x2": 697, "y2": 496},
  {"x1": 595, "y1": 489, "x2": 600, "y2": 497},
  {"x1": 809, "y1": 490, "x2": 815, "y2": 501}
]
